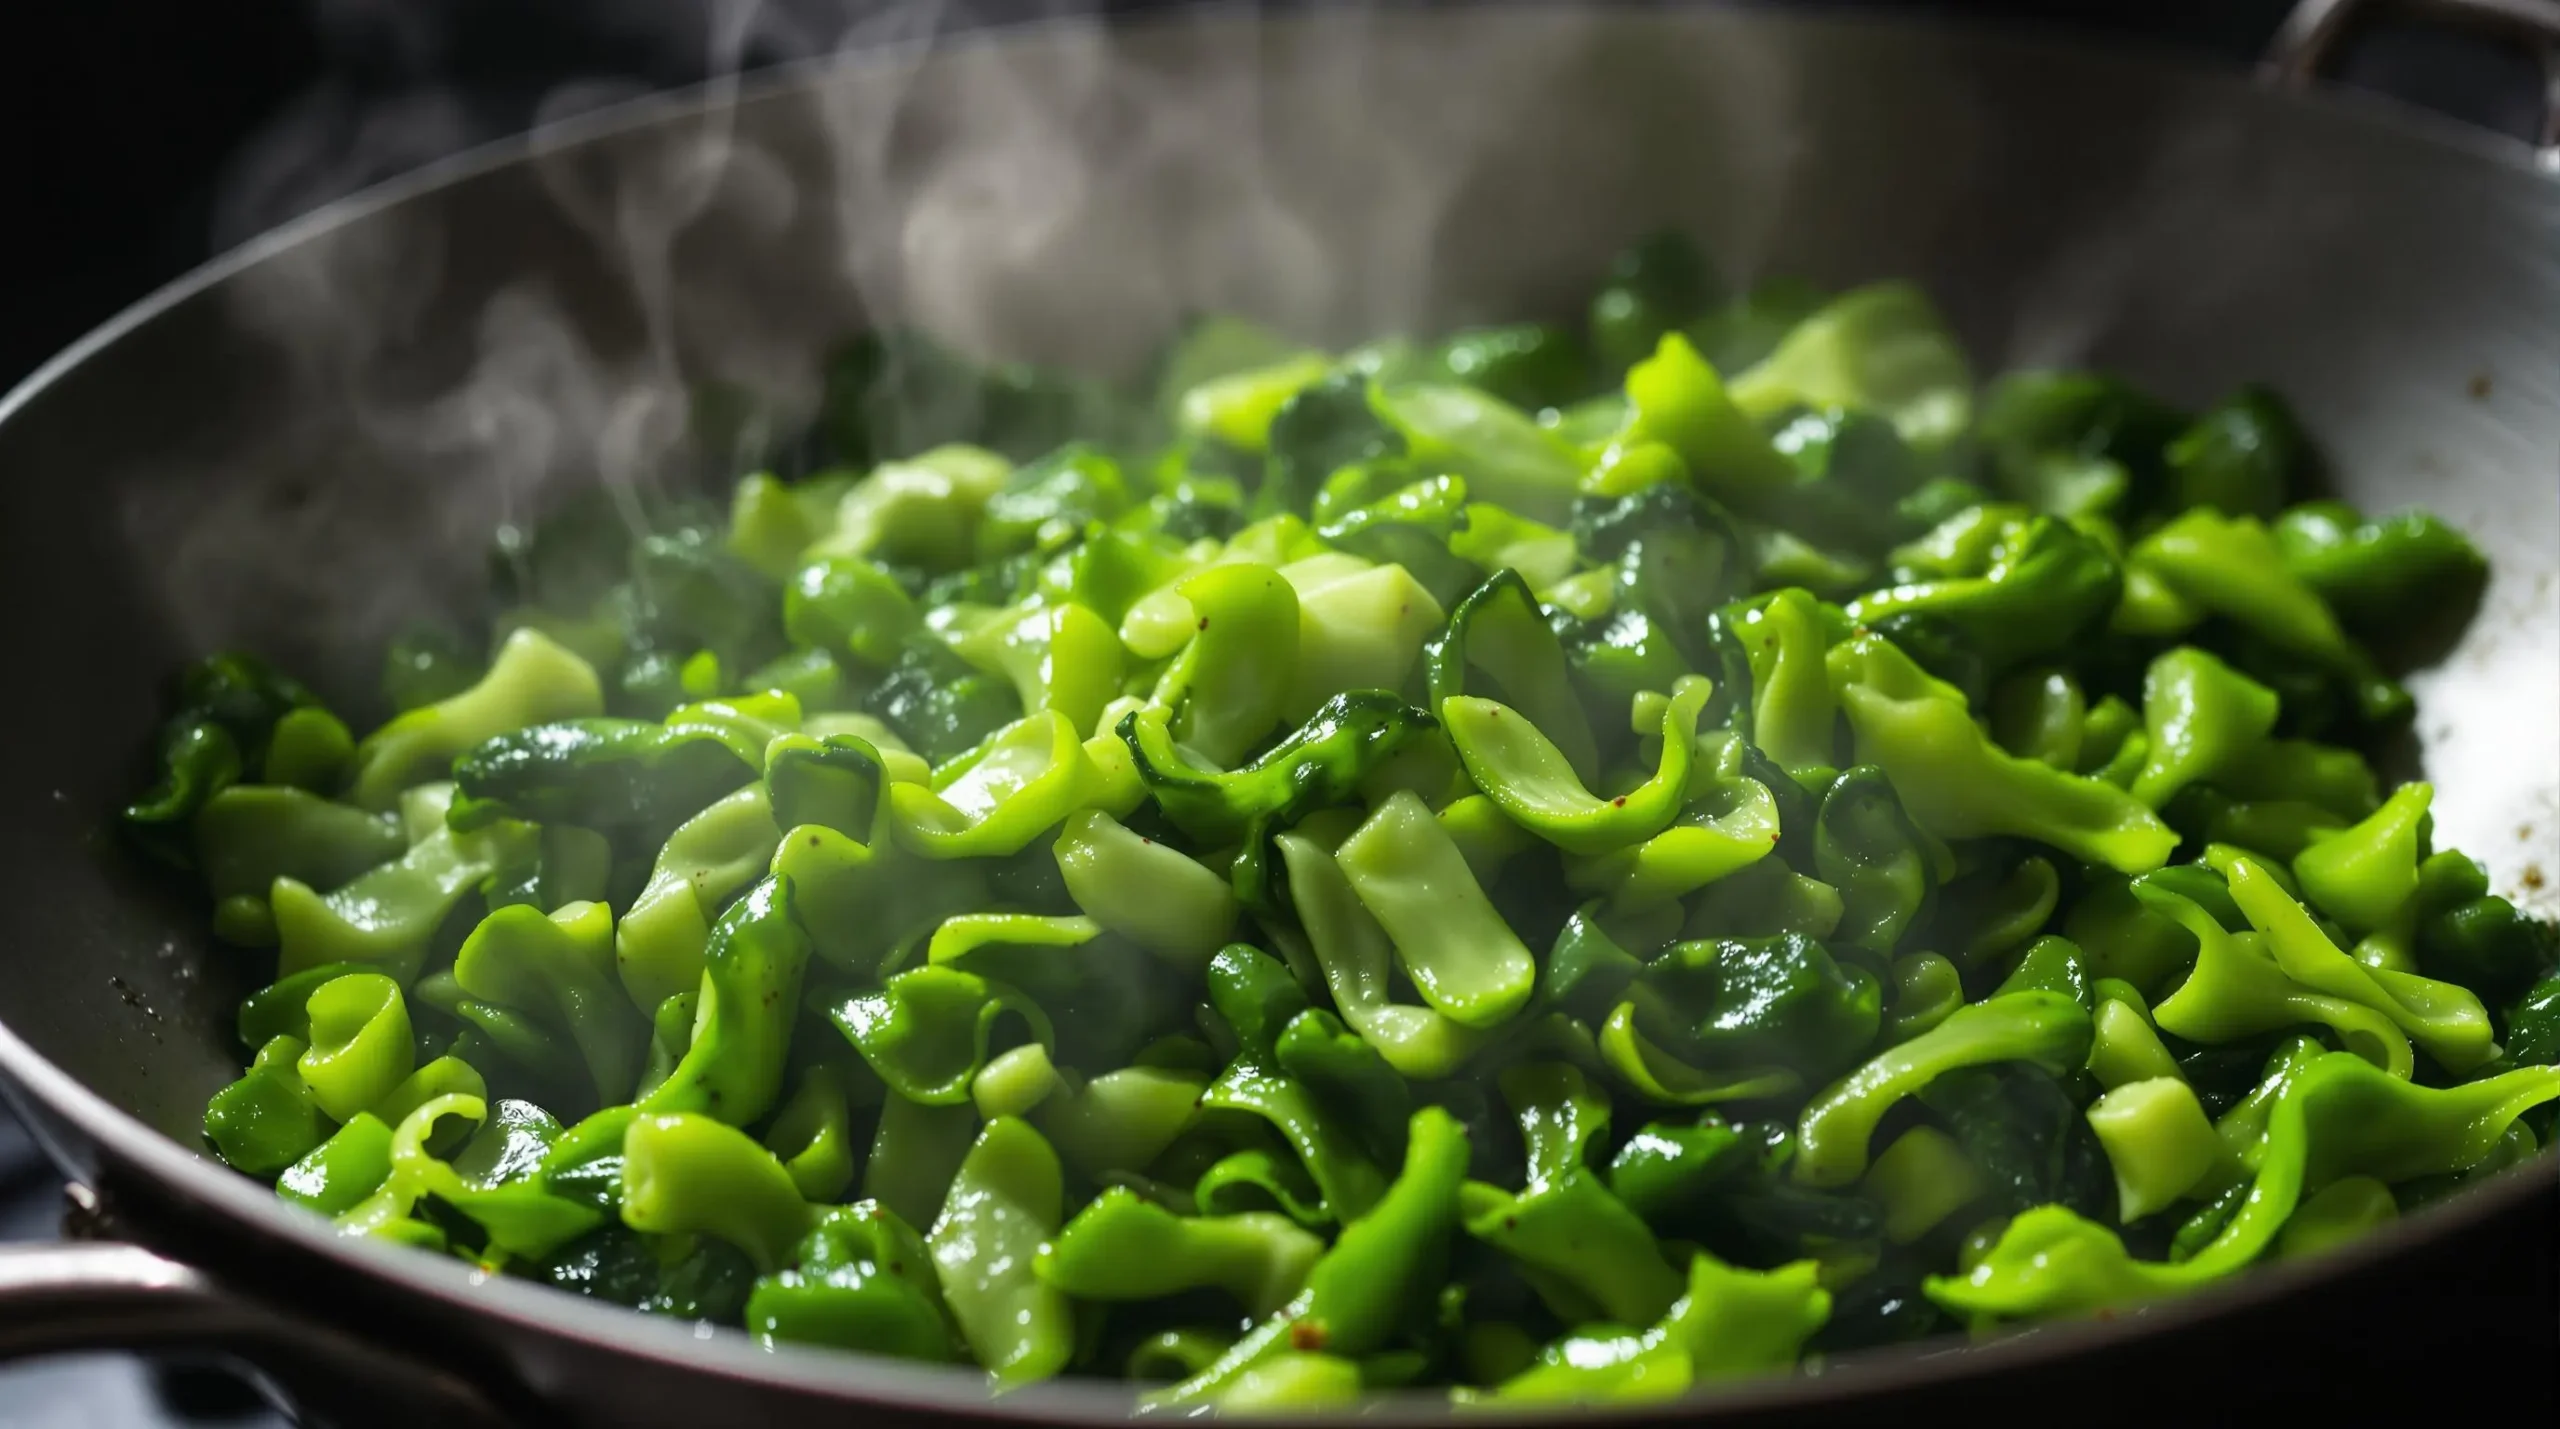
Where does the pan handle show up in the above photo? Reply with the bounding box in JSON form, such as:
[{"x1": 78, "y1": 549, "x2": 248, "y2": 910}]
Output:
[
  {"x1": 0, "y1": 1240, "x2": 522, "y2": 1429},
  {"x1": 2263, "y1": 0, "x2": 2560, "y2": 166}
]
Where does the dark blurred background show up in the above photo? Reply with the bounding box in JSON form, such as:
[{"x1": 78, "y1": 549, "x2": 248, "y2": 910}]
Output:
[
  {"x1": 7, "y1": 0, "x2": 2554, "y2": 397},
  {"x1": 0, "y1": 1, "x2": 2551, "y2": 1424}
]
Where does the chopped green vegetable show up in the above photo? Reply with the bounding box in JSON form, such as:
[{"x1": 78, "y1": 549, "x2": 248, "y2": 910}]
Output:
[{"x1": 148, "y1": 234, "x2": 2549, "y2": 1400}]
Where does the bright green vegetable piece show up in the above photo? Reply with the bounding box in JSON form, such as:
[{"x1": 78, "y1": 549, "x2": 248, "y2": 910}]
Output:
[
  {"x1": 764, "y1": 1064, "x2": 859, "y2": 1203},
  {"x1": 1447, "y1": 503, "x2": 1580, "y2": 602},
  {"x1": 1864, "y1": 1126, "x2": 1988, "y2": 1244},
  {"x1": 276, "y1": 1112, "x2": 395, "y2": 1216},
  {"x1": 453, "y1": 901, "x2": 642, "y2": 1105},
  {"x1": 977, "y1": 443, "x2": 1131, "y2": 559},
  {"x1": 1794, "y1": 991, "x2": 2092, "y2": 1187},
  {"x1": 924, "y1": 914, "x2": 1180, "y2": 1078},
  {"x1": 1883, "y1": 952, "x2": 1965, "y2": 1044},
  {"x1": 946, "y1": 599, "x2": 1126, "y2": 739},
  {"x1": 747, "y1": 1200, "x2": 959, "y2": 1363},
  {"x1": 1927, "y1": 1052, "x2": 2560, "y2": 1320},
  {"x1": 192, "y1": 785, "x2": 404, "y2": 903},
  {"x1": 296, "y1": 972, "x2": 415, "y2": 1123},
  {"x1": 124, "y1": 653, "x2": 312, "y2": 862},
  {"x1": 2085, "y1": 1077, "x2": 2222, "y2": 1221},
  {"x1": 261, "y1": 706, "x2": 354, "y2": 792},
  {"x1": 331, "y1": 1092, "x2": 483, "y2": 1245},
  {"x1": 204, "y1": 1034, "x2": 330, "y2": 1176},
  {"x1": 1280, "y1": 553, "x2": 1446, "y2": 720},
  {"x1": 1216, "y1": 1353, "x2": 1364, "y2": 1412},
  {"x1": 1126, "y1": 1327, "x2": 1244, "y2": 1385},
  {"x1": 620, "y1": 1111, "x2": 817, "y2": 1273},
  {"x1": 1993, "y1": 935, "x2": 2092, "y2": 1008},
  {"x1": 811, "y1": 444, "x2": 1011, "y2": 569},
  {"x1": 347, "y1": 628, "x2": 604, "y2": 809},
  {"x1": 864, "y1": 1095, "x2": 981, "y2": 1233},
  {"x1": 1151, "y1": 1106, "x2": 1470, "y2": 1408},
  {"x1": 1730, "y1": 282, "x2": 1973, "y2": 451},
  {"x1": 1814, "y1": 766, "x2": 1937, "y2": 957},
  {"x1": 2129, "y1": 508, "x2": 2400, "y2": 721},
  {"x1": 1827, "y1": 631, "x2": 2176, "y2": 875},
  {"x1": 1444, "y1": 679, "x2": 1702, "y2": 856},
  {"x1": 1156, "y1": 315, "x2": 1306, "y2": 413},
  {"x1": 929, "y1": 1117, "x2": 1075, "y2": 1385},
  {"x1": 1336, "y1": 789, "x2": 1538, "y2": 1028},
  {"x1": 1597, "y1": 1001, "x2": 1802, "y2": 1108},
  {"x1": 776, "y1": 824, "x2": 982, "y2": 980},
  {"x1": 478, "y1": 821, "x2": 613, "y2": 916},
  {"x1": 1277, "y1": 832, "x2": 1492, "y2": 1079},
  {"x1": 724, "y1": 471, "x2": 836, "y2": 579},
  {"x1": 1566, "y1": 728, "x2": 1783, "y2": 913},
  {"x1": 1631, "y1": 932, "x2": 1882, "y2": 1082},
  {"x1": 1604, "y1": 1114, "x2": 1749, "y2": 1227},
  {"x1": 1200, "y1": 949, "x2": 1389, "y2": 1225},
  {"x1": 2144, "y1": 859, "x2": 2495, "y2": 1077},
  {"x1": 1989, "y1": 667, "x2": 2086, "y2": 769},
  {"x1": 420, "y1": 1098, "x2": 615, "y2": 1258},
  {"x1": 784, "y1": 553, "x2": 919, "y2": 668},
  {"x1": 1732, "y1": 589, "x2": 1840, "y2": 785},
  {"x1": 1437, "y1": 793, "x2": 1538, "y2": 885},
  {"x1": 1179, "y1": 353, "x2": 1333, "y2": 453},
  {"x1": 1485, "y1": 1251, "x2": 1831, "y2": 1404},
  {"x1": 1051, "y1": 808, "x2": 1236, "y2": 972},
  {"x1": 1276, "y1": 1006, "x2": 1410, "y2": 1166},
  {"x1": 371, "y1": 1056, "x2": 488, "y2": 1137},
  {"x1": 661, "y1": 692, "x2": 802, "y2": 765},
  {"x1": 1037, "y1": 1186, "x2": 1322, "y2": 1319},
  {"x1": 1376, "y1": 382, "x2": 1584, "y2": 525},
  {"x1": 1589, "y1": 231, "x2": 1718, "y2": 376},
  {"x1": 614, "y1": 784, "x2": 782, "y2": 1014},
  {"x1": 2130, "y1": 647, "x2": 2280, "y2": 809},
  {"x1": 449, "y1": 718, "x2": 755, "y2": 834},
  {"x1": 970, "y1": 1043, "x2": 1063, "y2": 1121},
  {"x1": 1030, "y1": 1063, "x2": 1207, "y2": 1181},
  {"x1": 2292, "y1": 782, "x2": 2429, "y2": 936},
  {"x1": 2139, "y1": 876, "x2": 2410, "y2": 1077},
  {"x1": 271, "y1": 812, "x2": 533, "y2": 982},
  {"x1": 2088, "y1": 998, "x2": 2184, "y2": 1091},
  {"x1": 2225, "y1": 856, "x2": 2495, "y2": 1073},
  {"x1": 1121, "y1": 691, "x2": 1439, "y2": 846},
  {"x1": 1312, "y1": 469, "x2": 1480, "y2": 609},
  {"x1": 1426, "y1": 569, "x2": 1600, "y2": 784},
  {"x1": 1843, "y1": 516, "x2": 2123, "y2": 682},
  {"x1": 1613, "y1": 331, "x2": 1795, "y2": 503},
  {"x1": 762, "y1": 733, "x2": 887, "y2": 843},
  {"x1": 327, "y1": 1093, "x2": 594, "y2": 1258},
  {"x1": 2063, "y1": 873, "x2": 2201, "y2": 1000},
  {"x1": 2276, "y1": 1174, "x2": 2398, "y2": 1260},
  {"x1": 640, "y1": 875, "x2": 813, "y2": 1127},
  {"x1": 889, "y1": 710, "x2": 1099, "y2": 859},
  {"x1": 828, "y1": 966, "x2": 1054, "y2": 1107},
  {"x1": 1461, "y1": 1062, "x2": 1686, "y2": 1326},
  {"x1": 2275, "y1": 504, "x2": 2487, "y2": 628}
]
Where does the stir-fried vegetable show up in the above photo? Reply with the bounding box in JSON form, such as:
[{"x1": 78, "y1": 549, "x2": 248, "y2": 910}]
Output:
[{"x1": 149, "y1": 231, "x2": 2552, "y2": 1407}]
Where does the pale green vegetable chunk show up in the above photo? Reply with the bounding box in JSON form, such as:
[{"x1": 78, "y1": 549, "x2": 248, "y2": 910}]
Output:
[{"x1": 1335, "y1": 790, "x2": 1538, "y2": 1030}]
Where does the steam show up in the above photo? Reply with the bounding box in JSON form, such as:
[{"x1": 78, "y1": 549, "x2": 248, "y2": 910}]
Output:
[{"x1": 141, "y1": 0, "x2": 1818, "y2": 694}]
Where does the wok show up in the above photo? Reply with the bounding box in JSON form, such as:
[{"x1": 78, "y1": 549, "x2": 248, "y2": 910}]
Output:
[{"x1": 0, "y1": 1, "x2": 2555, "y2": 1424}]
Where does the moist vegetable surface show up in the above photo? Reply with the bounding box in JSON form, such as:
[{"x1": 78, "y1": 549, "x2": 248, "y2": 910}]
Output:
[{"x1": 133, "y1": 233, "x2": 2560, "y2": 1408}]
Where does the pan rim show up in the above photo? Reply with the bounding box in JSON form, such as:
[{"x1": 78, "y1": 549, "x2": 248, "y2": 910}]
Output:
[{"x1": 1, "y1": 1, "x2": 2554, "y2": 1418}]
